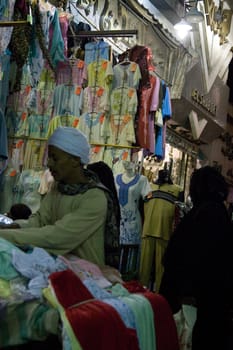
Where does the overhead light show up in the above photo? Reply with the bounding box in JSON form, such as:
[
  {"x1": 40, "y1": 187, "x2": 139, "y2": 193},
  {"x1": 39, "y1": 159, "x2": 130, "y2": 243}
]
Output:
[
  {"x1": 174, "y1": 18, "x2": 192, "y2": 38},
  {"x1": 174, "y1": 0, "x2": 204, "y2": 38},
  {"x1": 174, "y1": 18, "x2": 192, "y2": 31}
]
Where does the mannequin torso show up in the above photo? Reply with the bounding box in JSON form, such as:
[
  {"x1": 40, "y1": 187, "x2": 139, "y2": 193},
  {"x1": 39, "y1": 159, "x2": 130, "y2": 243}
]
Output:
[
  {"x1": 115, "y1": 163, "x2": 151, "y2": 245},
  {"x1": 121, "y1": 160, "x2": 136, "y2": 183}
]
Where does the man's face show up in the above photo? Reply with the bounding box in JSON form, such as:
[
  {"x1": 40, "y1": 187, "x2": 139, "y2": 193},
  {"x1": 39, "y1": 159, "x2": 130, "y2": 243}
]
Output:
[{"x1": 47, "y1": 145, "x2": 79, "y2": 183}]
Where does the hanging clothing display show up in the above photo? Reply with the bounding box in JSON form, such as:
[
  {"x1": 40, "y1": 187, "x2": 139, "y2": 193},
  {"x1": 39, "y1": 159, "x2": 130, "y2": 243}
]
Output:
[{"x1": 0, "y1": 3, "x2": 187, "y2": 349}]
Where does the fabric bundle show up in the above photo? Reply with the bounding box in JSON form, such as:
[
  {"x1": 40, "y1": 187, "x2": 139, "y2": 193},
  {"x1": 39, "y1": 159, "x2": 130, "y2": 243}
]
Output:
[{"x1": 48, "y1": 269, "x2": 139, "y2": 350}]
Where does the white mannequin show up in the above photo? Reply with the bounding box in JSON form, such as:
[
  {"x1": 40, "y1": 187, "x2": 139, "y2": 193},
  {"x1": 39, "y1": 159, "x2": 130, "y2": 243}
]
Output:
[
  {"x1": 115, "y1": 161, "x2": 152, "y2": 245},
  {"x1": 121, "y1": 160, "x2": 136, "y2": 183},
  {"x1": 115, "y1": 161, "x2": 152, "y2": 275}
]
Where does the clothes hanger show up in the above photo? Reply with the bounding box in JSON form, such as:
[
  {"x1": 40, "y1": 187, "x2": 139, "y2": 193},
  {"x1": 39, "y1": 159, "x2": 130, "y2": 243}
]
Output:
[{"x1": 119, "y1": 52, "x2": 131, "y2": 66}]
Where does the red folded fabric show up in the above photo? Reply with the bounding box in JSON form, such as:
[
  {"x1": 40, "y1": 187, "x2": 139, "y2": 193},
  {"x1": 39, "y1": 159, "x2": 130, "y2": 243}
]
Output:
[
  {"x1": 66, "y1": 300, "x2": 139, "y2": 350},
  {"x1": 124, "y1": 281, "x2": 179, "y2": 350},
  {"x1": 49, "y1": 269, "x2": 93, "y2": 309},
  {"x1": 49, "y1": 270, "x2": 140, "y2": 350},
  {"x1": 143, "y1": 292, "x2": 180, "y2": 350}
]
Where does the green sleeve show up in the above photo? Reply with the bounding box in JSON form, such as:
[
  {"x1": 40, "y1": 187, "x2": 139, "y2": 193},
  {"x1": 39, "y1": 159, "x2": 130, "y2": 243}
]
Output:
[
  {"x1": 0, "y1": 188, "x2": 107, "y2": 257},
  {"x1": 15, "y1": 193, "x2": 55, "y2": 228}
]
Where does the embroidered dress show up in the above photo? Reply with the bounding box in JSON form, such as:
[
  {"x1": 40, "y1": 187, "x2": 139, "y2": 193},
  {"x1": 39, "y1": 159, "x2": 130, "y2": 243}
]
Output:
[
  {"x1": 110, "y1": 87, "x2": 137, "y2": 116},
  {"x1": 37, "y1": 67, "x2": 56, "y2": 92},
  {"x1": 0, "y1": 0, "x2": 16, "y2": 54},
  {"x1": 0, "y1": 167, "x2": 20, "y2": 213},
  {"x1": 23, "y1": 140, "x2": 47, "y2": 170},
  {"x1": 35, "y1": 89, "x2": 54, "y2": 116},
  {"x1": 103, "y1": 148, "x2": 131, "y2": 175},
  {"x1": 28, "y1": 114, "x2": 50, "y2": 138},
  {"x1": 56, "y1": 58, "x2": 87, "y2": 86},
  {"x1": 87, "y1": 59, "x2": 113, "y2": 91},
  {"x1": 106, "y1": 114, "x2": 136, "y2": 146},
  {"x1": 15, "y1": 111, "x2": 29, "y2": 137},
  {"x1": 10, "y1": 140, "x2": 24, "y2": 172},
  {"x1": 13, "y1": 169, "x2": 44, "y2": 213},
  {"x1": 52, "y1": 84, "x2": 83, "y2": 117},
  {"x1": 7, "y1": 85, "x2": 32, "y2": 113},
  {"x1": 106, "y1": 87, "x2": 138, "y2": 146},
  {"x1": 115, "y1": 174, "x2": 151, "y2": 245},
  {"x1": 7, "y1": 79, "x2": 32, "y2": 137},
  {"x1": 46, "y1": 115, "x2": 79, "y2": 138},
  {"x1": 84, "y1": 41, "x2": 110, "y2": 65},
  {"x1": 112, "y1": 62, "x2": 141, "y2": 89},
  {"x1": 89, "y1": 145, "x2": 105, "y2": 163},
  {"x1": 82, "y1": 86, "x2": 109, "y2": 113},
  {"x1": 77, "y1": 112, "x2": 108, "y2": 144}
]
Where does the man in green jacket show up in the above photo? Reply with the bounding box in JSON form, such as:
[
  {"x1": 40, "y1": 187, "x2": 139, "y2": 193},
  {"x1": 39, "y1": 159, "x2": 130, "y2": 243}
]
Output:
[{"x1": 0, "y1": 127, "x2": 108, "y2": 266}]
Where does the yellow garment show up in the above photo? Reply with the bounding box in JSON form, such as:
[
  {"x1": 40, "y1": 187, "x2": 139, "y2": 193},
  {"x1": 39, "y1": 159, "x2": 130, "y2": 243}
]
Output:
[
  {"x1": 140, "y1": 183, "x2": 181, "y2": 291},
  {"x1": 0, "y1": 186, "x2": 107, "y2": 266},
  {"x1": 46, "y1": 115, "x2": 79, "y2": 138},
  {"x1": 139, "y1": 236, "x2": 167, "y2": 291},
  {"x1": 142, "y1": 183, "x2": 181, "y2": 240},
  {"x1": 0, "y1": 278, "x2": 11, "y2": 298},
  {"x1": 43, "y1": 287, "x2": 83, "y2": 350}
]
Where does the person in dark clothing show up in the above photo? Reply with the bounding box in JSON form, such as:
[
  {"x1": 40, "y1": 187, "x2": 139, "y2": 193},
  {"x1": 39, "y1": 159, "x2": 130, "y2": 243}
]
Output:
[
  {"x1": 87, "y1": 161, "x2": 121, "y2": 269},
  {"x1": 87, "y1": 161, "x2": 121, "y2": 229},
  {"x1": 159, "y1": 166, "x2": 233, "y2": 350}
]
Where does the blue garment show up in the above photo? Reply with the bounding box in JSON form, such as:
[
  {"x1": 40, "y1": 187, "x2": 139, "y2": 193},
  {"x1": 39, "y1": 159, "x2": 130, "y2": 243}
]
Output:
[
  {"x1": 49, "y1": 9, "x2": 65, "y2": 67},
  {"x1": 161, "y1": 81, "x2": 172, "y2": 118},
  {"x1": 83, "y1": 278, "x2": 137, "y2": 330},
  {"x1": 0, "y1": 108, "x2": 8, "y2": 161},
  {"x1": 84, "y1": 41, "x2": 110, "y2": 65},
  {"x1": 154, "y1": 125, "x2": 164, "y2": 158},
  {"x1": 0, "y1": 0, "x2": 7, "y2": 19},
  {"x1": 0, "y1": 53, "x2": 11, "y2": 109},
  {"x1": 12, "y1": 247, "x2": 66, "y2": 297},
  {"x1": 116, "y1": 174, "x2": 140, "y2": 206}
]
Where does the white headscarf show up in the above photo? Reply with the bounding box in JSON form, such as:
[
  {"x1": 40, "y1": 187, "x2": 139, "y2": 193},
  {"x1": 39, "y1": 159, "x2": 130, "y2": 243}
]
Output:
[{"x1": 48, "y1": 127, "x2": 90, "y2": 164}]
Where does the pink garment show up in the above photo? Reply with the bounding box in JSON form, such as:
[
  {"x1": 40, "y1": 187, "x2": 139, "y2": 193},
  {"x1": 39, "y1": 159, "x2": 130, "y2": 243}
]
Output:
[
  {"x1": 59, "y1": 13, "x2": 69, "y2": 57},
  {"x1": 150, "y1": 75, "x2": 160, "y2": 111},
  {"x1": 56, "y1": 59, "x2": 87, "y2": 86},
  {"x1": 36, "y1": 90, "x2": 54, "y2": 115},
  {"x1": 136, "y1": 73, "x2": 157, "y2": 152},
  {"x1": 7, "y1": 88, "x2": 32, "y2": 112},
  {"x1": 59, "y1": 255, "x2": 112, "y2": 288}
]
